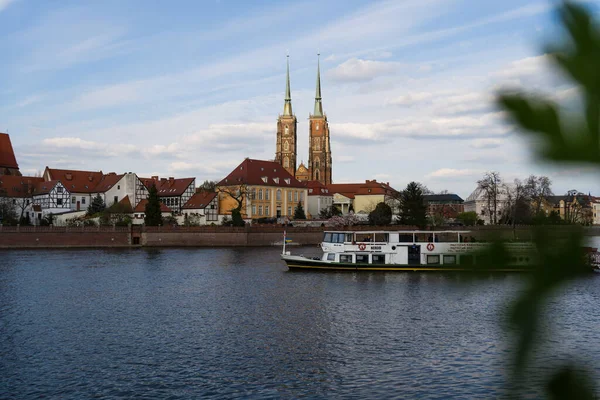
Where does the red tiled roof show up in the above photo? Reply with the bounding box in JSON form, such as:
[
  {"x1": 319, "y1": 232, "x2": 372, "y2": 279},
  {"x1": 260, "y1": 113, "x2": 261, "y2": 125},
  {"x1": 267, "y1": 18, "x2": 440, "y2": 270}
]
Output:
[
  {"x1": 0, "y1": 176, "x2": 43, "y2": 197},
  {"x1": 44, "y1": 167, "x2": 103, "y2": 193},
  {"x1": 305, "y1": 180, "x2": 333, "y2": 197},
  {"x1": 327, "y1": 180, "x2": 396, "y2": 198},
  {"x1": 0, "y1": 133, "x2": 19, "y2": 169},
  {"x1": 33, "y1": 179, "x2": 61, "y2": 195},
  {"x1": 133, "y1": 199, "x2": 172, "y2": 213},
  {"x1": 140, "y1": 176, "x2": 195, "y2": 197},
  {"x1": 182, "y1": 192, "x2": 217, "y2": 209},
  {"x1": 32, "y1": 205, "x2": 42, "y2": 212},
  {"x1": 94, "y1": 173, "x2": 124, "y2": 193},
  {"x1": 218, "y1": 158, "x2": 305, "y2": 188}
]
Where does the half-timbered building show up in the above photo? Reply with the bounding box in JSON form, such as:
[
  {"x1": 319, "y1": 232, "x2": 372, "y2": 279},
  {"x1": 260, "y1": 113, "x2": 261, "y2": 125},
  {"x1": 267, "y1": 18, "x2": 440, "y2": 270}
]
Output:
[
  {"x1": 140, "y1": 176, "x2": 195, "y2": 214},
  {"x1": 182, "y1": 192, "x2": 219, "y2": 224},
  {"x1": 32, "y1": 180, "x2": 71, "y2": 213}
]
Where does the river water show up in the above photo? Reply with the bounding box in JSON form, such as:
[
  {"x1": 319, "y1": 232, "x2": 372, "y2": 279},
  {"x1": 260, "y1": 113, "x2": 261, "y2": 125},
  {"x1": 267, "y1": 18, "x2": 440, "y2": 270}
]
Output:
[{"x1": 1, "y1": 246, "x2": 599, "y2": 399}]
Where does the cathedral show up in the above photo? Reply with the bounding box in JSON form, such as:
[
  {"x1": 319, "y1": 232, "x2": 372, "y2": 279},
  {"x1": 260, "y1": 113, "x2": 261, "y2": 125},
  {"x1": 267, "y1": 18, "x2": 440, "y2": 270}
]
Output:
[{"x1": 274, "y1": 56, "x2": 332, "y2": 185}]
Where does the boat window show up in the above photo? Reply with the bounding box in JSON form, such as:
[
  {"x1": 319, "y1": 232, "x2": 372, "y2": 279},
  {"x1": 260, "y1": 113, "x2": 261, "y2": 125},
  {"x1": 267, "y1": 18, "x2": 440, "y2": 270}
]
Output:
[
  {"x1": 436, "y1": 232, "x2": 458, "y2": 243},
  {"x1": 345, "y1": 233, "x2": 353, "y2": 243},
  {"x1": 323, "y1": 233, "x2": 332, "y2": 242},
  {"x1": 356, "y1": 254, "x2": 368, "y2": 263},
  {"x1": 332, "y1": 233, "x2": 345, "y2": 243},
  {"x1": 340, "y1": 254, "x2": 353, "y2": 263},
  {"x1": 443, "y1": 255, "x2": 456, "y2": 265},
  {"x1": 327, "y1": 253, "x2": 335, "y2": 261},
  {"x1": 356, "y1": 233, "x2": 374, "y2": 242},
  {"x1": 372, "y1": 254, "x2": 385, "y2": 264},
  {"x1": 427, "y1": 255, "x2": 440, "y2": 265},
  {"x1": 374, "y1": 233, "x2": 389, "y2": 243},
  {"x1": 416, "y1": 233, "x2": 432, "y2": 243},
  {"x1": 398, "y1": 234, "x2": 413, "y2": 243}
]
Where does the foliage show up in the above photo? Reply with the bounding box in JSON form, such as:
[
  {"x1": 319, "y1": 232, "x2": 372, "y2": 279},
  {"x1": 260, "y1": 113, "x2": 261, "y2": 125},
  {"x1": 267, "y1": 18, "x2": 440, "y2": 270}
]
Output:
[
  {"x1": 0, "y1": 197, "x2": 18, "y2": 225},
  {"x1": 40, "y1": 213, "x2": 53, "y2": 226},
  {"x1": 87, "y1": 194, "x2": 106, "y2": 216},
  {"x1": 294, "y1": 202, "x2": 307, "y2": 220},
  {"x1": 492, "y1": 2, "x2": 600, "y2": 397},
  {"x1": 162, "y1": 215, "x2": 178, "y2": 226},
  {"x1": 231, "y1": 209, "x2": 245, "y2": 227},
  {"x1": 368, "y1": 202, "x2": 392, "y2": 225},
  {"x1": 183, "y1": 214, "x2": 201, "y2": 227},
  {"x1": 527, "y1": 175, "x2": 554, "y2": 215},
  {"x1": 319, "y1": 205, "x2": 342, "y2": 219},
  {"x1": 428, "y1": 212, "x2": 446, "y2": 227},
  {"x1": 328, "y1": 213, "x2": 360, "y2": 227},
  {"x1": 476, "y1": 171, "x2": 503, "y2": 225},
  {"x1": 144, "y1": 184, "x2": 163, "y2": 226},
  {"x1": 221, "y1": 216, "x2": 232, "y2": 226},
  {"x1": 396, "y1": 182, "x2": 427, "y2": 228},
  {"x1": 457, "y1": 211, "x2": 478, "y2": 226},
  {"x1": 198, "y1": 180, "x2": 217, "y2": 192}
]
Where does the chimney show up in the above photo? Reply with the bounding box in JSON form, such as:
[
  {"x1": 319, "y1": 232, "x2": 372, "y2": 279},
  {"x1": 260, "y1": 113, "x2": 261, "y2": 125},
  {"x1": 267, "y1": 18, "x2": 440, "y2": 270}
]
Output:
[
  {"x1": 151, "y1": 176, "x2": 159, "y2": 180},
  {"x1": 161, "y1": 178, "x2": 167, "y2": 182}
]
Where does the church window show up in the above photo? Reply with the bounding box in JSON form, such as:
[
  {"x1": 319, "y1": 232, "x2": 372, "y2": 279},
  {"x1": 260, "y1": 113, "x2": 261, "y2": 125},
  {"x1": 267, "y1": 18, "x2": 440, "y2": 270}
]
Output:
[
  {"x1": 315, "y1": 138, "x2": 320, "y2": 151},
  {"x1": 285, "y1": 125, "x2": 289, "y2": 135},
  {"x1": 284, "y1": 141, "x2": 289, "y2": 151},
  {"x1": 316, "y1": 124, "x2": 319, "y2": 131},
  {"x1": 284, "y1": 157, "x2": 289, "y2": 168},
  {"x1": 315, "y1": 158, "x2": 320, "y2": 170},
  {"x1": 276, "y1": 190, "x2": 282, "y2": 201},
  {"x1": 315, "y1": 170, "x2": 320, "y2": 181}
]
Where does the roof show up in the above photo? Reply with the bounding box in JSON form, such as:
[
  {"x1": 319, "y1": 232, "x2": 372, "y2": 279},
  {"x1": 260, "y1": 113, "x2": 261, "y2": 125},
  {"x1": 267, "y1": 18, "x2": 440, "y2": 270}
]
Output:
[
  {"x1": 33, "y1": 180, "x2": 62, "y2": 195},
  {"x1": 94, "y1": 173, "x2": 125, "y2": 193},
  {"x1": 424, "y1": 194, "x2": 464, "y2": 203},
  {"x1": 133, "y1": 199, "x2": 172, "y2": 213},
  {"x1": 140, "y1": 176, "x2": 195, "y2": 197},
  {"x1": 0, "y1": 176, "x2": 43, "y2": 197},
  {"x1": 327, "y1": 180, "x2": 396, "y2": 198},
  {"x1": 182, "y1": 192, "x2": 217, "y2": 209},
  {"x1": 217, "y1": 158, "x2": 305, "y2": 188},
  {"x1": 0, "y1": 133, "x2": 19, "y2": 169},
  {"x1": 106, "y1": 195, "x2": 133, "y2": 213},
  {"x1": 44, "y1": 168, "x2": 103, "y2": 194},
  {"x1": 305, "y1": 180, "x2": 333, "y2": 196}
]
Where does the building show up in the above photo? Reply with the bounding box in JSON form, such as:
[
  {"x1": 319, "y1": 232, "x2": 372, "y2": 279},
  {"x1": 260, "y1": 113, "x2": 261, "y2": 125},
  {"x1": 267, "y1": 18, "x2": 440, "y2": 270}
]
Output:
[
  {"x1": 0, "y1": 175, "x2": 43, "y2": 223},
  {"x1": 0, "y1": 133, "x2": 21, "y2": 176},
  {"x1": 31, "y1": 180, "x2": 72, "y2": 218},
  {"x1": 547, "y1": 193, "x2": 594, "y2": 224},
  {"x1": 464, "y1": 186, "x2": 510, "y2": 225},
  {"x1": 181, "y1": 191, "x2": 220, "y2": 224},
  {"x1": 217, "y1": 158, "x2": 308, "y2": 219},
  {"x1": 273, "y1": 56, "x2": 332, "y2": 186},
  {"x1": 305, "y1": 180, "x2": 333, "y2": 218},
  {"x1": 274, "y1": 55, "x2": 298, "y2": 177},
  {"x1": 327, "y1": 180, "x2": 396, "y2": 214},
  {"x1": 139, "y1": 176, "x2": 195, "y2": 214},
  {"x1": 92, "y1": 172, "x2": 148, "y2": 209},
  {"x1": 423, "y1": 194, "x2": 464, "y2": 219},
  {"x1": 132, "y1": 199, "x2": 173, "y2": 224},
  {"x1": 43, "y1": 167, "x2": 104, "y2": 211}
]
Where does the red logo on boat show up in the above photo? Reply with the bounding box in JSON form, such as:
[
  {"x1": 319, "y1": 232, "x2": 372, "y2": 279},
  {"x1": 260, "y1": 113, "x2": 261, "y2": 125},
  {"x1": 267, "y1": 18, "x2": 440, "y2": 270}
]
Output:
[
  {"x1": 427, "y1": 243, "x2": 435, "y2": 251},
  {"x1": 358, "y1": 243, "x2": 366, "y2": 251}
]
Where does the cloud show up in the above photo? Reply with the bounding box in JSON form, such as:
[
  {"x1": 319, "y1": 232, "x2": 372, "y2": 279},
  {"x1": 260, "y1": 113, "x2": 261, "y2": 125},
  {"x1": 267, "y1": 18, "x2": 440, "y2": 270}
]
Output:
[
  {"x1": 427, "y1": 168, "x2": 484, "y2": 179},
  {"x1": 327, "y1": 58, "x2": 401, "y2": 83},
  {"x1": 42, "y1": 137, "x2": 137, "y2": 158},
  {"x1": 0, "y1": 0, "x2": 15, "y2": 12},
  {"x1": 336, "y1": 155, "x2": 355, "y2": 163},
  {"x1": 182, "y1": 122, "x2": 273, "y2": 152},
  {"x1": 386, "y1": 90, "x2": 493, "y2": 115},
  {"x1": 470, "y1": 138, "x2": 504, "y2": 149}
]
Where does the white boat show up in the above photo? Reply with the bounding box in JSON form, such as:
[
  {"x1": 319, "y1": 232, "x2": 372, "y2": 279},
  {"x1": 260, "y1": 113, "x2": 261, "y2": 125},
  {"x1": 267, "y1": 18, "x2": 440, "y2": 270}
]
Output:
[{"x1": 280, "y1": 230, "x2": 596, "y2": 272}]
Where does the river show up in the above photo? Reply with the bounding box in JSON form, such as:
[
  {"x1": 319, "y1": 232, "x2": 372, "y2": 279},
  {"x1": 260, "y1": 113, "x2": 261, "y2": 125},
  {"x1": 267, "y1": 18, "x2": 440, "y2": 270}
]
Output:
[{"x1": 1, "y1": 246, "x2": 599, "y2": 399}]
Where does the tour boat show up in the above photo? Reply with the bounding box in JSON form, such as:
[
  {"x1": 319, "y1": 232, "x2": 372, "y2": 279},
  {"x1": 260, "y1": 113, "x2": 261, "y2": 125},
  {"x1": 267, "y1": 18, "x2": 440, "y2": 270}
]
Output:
[{"x1": 281, "y1": 230, "x2": 600, "y2": 272}]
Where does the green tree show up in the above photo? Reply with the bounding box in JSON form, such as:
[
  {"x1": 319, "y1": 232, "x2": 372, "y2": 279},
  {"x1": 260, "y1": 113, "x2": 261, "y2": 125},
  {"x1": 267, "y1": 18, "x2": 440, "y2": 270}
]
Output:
[
  {"x1": 457, "y1": 211, "x2": 478, "y2": 226},
  {"x1": 198, "y1": 180, "x2": 217, "y2": 192},
  {"x1": 294, "y1": 202, "x2": 306, "y2": 220},
  {"x1": 87, "y1": 194, "x2": 106, "y2": 215},
  {"x1": 368, "y1": 202, "x2": 392, "y2": 225},
  {"x1": 319, "y1": 205, "x2": 342, "y2": 219},
  {"x1": 144, "y1": 184, "x2": 162, "y2": 226},
  {"x1": 397, "y1": 182, "x2": 427, "y2": 228},
  {"x1": 231, "y1": 209, "x2": 245, "y2": 226}
]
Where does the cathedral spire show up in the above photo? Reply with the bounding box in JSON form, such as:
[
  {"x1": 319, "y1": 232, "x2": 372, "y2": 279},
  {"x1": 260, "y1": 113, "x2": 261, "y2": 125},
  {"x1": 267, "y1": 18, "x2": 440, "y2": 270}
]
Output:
[
  {"x1": 313, "y1": 54, "x2": 323, "y2": 117},
  {"x1": 283, "y1": 55, "x2": 293, "y2": 116}
]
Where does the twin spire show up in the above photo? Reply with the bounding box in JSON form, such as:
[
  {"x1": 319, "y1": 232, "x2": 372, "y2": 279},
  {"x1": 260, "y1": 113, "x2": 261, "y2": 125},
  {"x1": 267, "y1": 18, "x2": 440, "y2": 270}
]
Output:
[{"x1": 282, "y1": 54, "x2": 324, "y2": 117}]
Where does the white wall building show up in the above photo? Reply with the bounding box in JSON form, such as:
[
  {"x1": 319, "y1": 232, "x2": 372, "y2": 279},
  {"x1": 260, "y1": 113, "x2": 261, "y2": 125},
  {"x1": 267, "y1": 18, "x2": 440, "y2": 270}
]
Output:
[{"x1": 464, "y1": 186, "x2": 510, "y2": 225}]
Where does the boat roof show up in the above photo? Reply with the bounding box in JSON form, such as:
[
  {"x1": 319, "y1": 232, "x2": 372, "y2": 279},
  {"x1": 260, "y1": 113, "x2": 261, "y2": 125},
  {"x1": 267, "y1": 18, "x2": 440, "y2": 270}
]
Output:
[{"x1": 324, "y1": 230, "x2": 472, "y2": 234}]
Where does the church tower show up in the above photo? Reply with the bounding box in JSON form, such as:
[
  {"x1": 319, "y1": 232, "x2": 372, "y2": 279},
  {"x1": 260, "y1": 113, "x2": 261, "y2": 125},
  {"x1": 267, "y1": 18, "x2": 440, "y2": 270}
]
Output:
[
  {"x1": 308, "y1": 55, "x2": 332, "y2": 185},
  {"x1": 275, "y1": 55, "x2": 298, "y2": 177}
]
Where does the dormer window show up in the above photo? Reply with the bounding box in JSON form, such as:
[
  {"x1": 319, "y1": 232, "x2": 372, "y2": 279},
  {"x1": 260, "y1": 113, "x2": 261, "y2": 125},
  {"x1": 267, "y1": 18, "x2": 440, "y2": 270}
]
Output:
[
  {"x1": 309, "y1": 189, "x2": 313, "y2": 193},
  {"x1": 261, "y1": 177, "x2": 268, "y2": 183},
  {"x1": 284, "y1": 178, "x2": 290, "y2": 185},
  {"x1": 273, "y1": 178, "x2": 279, "y2": 184}
]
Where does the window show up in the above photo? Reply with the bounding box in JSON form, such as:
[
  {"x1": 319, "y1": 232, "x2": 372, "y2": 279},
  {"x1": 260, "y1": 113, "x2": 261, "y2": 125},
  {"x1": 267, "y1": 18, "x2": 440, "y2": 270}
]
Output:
[
  {"x1": 265, "y1": 205, "x2": 269, "y2": 216},
  {"x1": 72, "y1": 197, "x2": 76, "y2": 204},
  {"x1": 265, "y1": 189, "x2": 270, "y2": 200},
  {"x1": 443, "y1": 255, "x2": 456, "y2": 265},
  {"x1": 356, "y1": 254, "x2": 368, "y2": 263},
  {"x1": 26, "y1": 200, "x2": 30, "y2": 205},
  {"x1": 258, "y1": 205, "x2": 263, "y2": 216},
  {"x1": 82, "y1": 197, "x2": 86, "y2": 204},
  {"x1": 427, "y1": 255, "x2": 440, "y2": 265},
  {"x1": 117, "y1": 185, "x2": 120, "y2": 190},
  {"x1": 288, "y1": 191, "x2": 292, "y2": 201},
  {"x1": 114, "y1": 196, "x2": 118, "y2": 204},
  {"x1": 324, "y1": 233, "x2": 332, "y2": 242},
  {"x1": 252, "y1": 205, "x2": 256, "y2": 215},
  {"x1": 258, "y1": 189, "x2": 263, "y2": 200},
  {"x1": 284, "y1": 157, "x2": 289, "y2": 168},
  {"x1": 57, "y1": 199, "x2": 63, "y2": 206},
  {"x1": 340, "y1": 254, "x2": 352, "y2": 263},
  {"x1": 285, "y1": 125, "x2": 289, "y2": 135},
  {"x1": 284, "y1": 141, "x2": 289, "y2": 151},
  {"x1": 316, "y1": 124, "x2": 319, "y2": 131},
  {"x1": 57, "y1": 187, "x2": 63, "y2": 193},
  {"x1": 276, "y1": 190, "x2": 282, "y2": 201},
  {"x1": 294, "y1": 191, "x2": 298, "y2": 202},
  {"x1": 327, "y1": 253, "x2": 335, "y2": 261},
  {"x1": 287, "y1": 207, "x2": 292, "y2": 216},
  {"x1": 372, "y1": 254, "x2": 385, "y2": 264}
]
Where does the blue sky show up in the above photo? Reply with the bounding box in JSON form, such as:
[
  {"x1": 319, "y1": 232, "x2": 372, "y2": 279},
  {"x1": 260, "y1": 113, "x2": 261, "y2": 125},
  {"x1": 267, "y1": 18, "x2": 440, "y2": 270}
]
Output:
[{"x1": 1, "y1": 0, "x2": 599, "y2": 198}]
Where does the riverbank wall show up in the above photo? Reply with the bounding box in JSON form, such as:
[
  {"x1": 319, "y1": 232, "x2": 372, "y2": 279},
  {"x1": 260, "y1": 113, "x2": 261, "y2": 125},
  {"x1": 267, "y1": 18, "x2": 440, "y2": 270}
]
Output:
[{"x1": 0, "y1": 225, "x2": 597, "y2": 249}]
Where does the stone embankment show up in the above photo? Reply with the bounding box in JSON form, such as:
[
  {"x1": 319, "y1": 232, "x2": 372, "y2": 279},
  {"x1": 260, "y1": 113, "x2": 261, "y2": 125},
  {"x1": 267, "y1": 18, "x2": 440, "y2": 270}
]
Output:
[{"x1": 0, "y1": 225, "x2": 596, "y2": 249}]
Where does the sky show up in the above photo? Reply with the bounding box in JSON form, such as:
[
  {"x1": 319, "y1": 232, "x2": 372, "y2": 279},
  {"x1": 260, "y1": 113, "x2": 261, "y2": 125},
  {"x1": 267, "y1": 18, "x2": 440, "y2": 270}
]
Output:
[{"x1": 1, "y1": 0, "x2": 600, "y2": 199}]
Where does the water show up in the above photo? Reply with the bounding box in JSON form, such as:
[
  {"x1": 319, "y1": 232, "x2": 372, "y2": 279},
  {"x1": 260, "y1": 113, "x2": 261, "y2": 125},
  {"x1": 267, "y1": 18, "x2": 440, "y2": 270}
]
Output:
[{"x1": 1, "y1": 246, "x2": 599, "y2": 399}]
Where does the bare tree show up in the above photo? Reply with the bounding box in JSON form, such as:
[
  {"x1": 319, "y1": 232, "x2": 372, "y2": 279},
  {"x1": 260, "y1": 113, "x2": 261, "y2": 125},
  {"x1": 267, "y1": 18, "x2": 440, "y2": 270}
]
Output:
[
  {"x1": 526, "y1": 175, "x2": 553, "y2": 215},
  {"x1": 504, "y1": 179, "x2": 532, "y2": 229},
  {"x1": 477, "y1": 171, "x2": 502, "y2": 224},
  {"x1": 217, "y1": 183, "x2": 249, "y2": 213}
]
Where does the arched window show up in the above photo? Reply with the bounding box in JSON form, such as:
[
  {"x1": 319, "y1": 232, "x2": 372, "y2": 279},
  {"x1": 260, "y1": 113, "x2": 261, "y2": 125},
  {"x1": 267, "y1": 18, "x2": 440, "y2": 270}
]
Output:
[
  {"x1": 285, "y1": 125, "x2": 289, "y2": 135},
  {"x1": 284, "y1": 141, "x2": 289, "y2": 151},
  {"x1": 284, "y1": 157, "x2": 289, "y2": 168},
  {"x1": 315, "y1": 157, "x2": 320, "y2": 170},
  {"x1": 315, "y1": 170, "x2": 320, "y2": 180},
  {"x1": 315, "y1": 138, "x2": 320, "y2": 151},
  {"x1": 316, "y1": 124, "x2": 319, "y2": 131}
]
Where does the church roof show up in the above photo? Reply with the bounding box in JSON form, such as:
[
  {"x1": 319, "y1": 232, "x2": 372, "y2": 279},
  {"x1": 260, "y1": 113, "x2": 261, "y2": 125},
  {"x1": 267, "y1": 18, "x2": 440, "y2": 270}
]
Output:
[
  {"x1": 0, "y1": 133, "x2": 19, "y2": 169},
  {"x1": 0, "y1": 176, "x2": 43, "y2": 197},
  {"x1": 218, "y1": 158, "x2": 305, "y2": 188}
]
